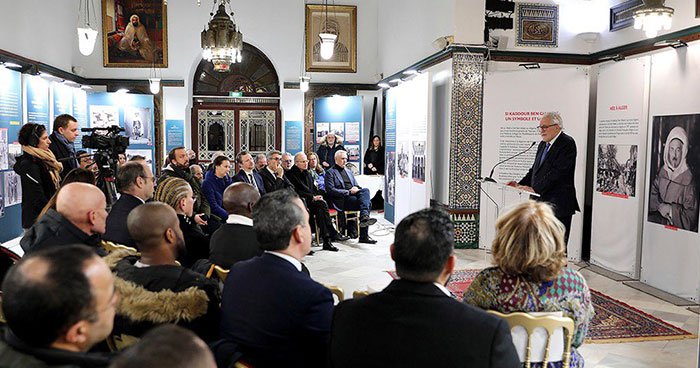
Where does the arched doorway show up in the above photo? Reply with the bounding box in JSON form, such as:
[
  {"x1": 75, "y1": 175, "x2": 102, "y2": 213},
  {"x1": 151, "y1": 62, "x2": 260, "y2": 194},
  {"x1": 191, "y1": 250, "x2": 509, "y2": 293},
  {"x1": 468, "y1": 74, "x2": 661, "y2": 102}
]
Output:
[{"x1": 191, "y1": 42, "x2": 281, "y2": 163}]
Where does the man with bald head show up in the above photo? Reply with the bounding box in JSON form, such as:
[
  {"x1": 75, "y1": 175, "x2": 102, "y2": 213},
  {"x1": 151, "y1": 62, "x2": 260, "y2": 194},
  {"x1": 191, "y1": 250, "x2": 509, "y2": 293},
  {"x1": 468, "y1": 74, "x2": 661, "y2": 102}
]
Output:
[
  {"x1": 20, "y1": 182, "x2": 108, "y2": 255},
  {"x1": 209, "y1": 182, "x2": 262, "y2": 268},
  {"x1": 108, "y1": 202, "x2": 221, "y2": 342}
]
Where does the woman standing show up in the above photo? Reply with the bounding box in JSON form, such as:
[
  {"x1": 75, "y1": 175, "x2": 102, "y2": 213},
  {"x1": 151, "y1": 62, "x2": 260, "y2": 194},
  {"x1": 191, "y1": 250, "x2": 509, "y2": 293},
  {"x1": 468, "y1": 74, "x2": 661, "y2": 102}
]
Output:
[
  {"x1": 307, "y1": 152, "x2": 326, "y2": 192},
  {"x1": 201, "y1": 155, "x2": 232, "y2": 223},
  {"x1": 316, "y1": 133, "x2": 345, "y2": 169},
  {"x1": 14, "y1": 123, "x2": 62, "y2": 229},
  {"x1": 363, "y1": 135, "x2": 384, "y2": 175}
]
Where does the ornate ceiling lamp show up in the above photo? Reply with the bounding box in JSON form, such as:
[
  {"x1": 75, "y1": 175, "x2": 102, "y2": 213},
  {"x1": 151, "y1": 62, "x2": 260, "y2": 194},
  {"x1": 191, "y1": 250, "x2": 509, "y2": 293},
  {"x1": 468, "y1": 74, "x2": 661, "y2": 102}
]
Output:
[
  {"x1": 319, "y1": 0, "x2": 337, "y2": 60},
  {"x1": 201, "y1": 0, "x2": 243, "y2": 72},
  {"x1": 633, "y1": 0, "x2": 673, "y2": 38}
]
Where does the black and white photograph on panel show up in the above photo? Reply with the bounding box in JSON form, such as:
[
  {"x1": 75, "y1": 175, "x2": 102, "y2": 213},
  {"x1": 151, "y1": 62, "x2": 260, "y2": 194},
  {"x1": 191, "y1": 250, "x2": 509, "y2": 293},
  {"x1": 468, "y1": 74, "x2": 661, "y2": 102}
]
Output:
[
  {"x1": 3, "y1": 171, "x2": 20, "y2": 207},
  {"x1": 647, "y1": 114, "x2": 700, "y2": 232},
  {"x1": 386, "y1": 151, "x2": 396, "y2": 206},
  {"x1": 126, "y1": 149, "x2": 154, "y2": 172},
  {"x1": 0, "y1": 128, "x2": 8, "y2": 170},
  {"x1": 596, "y1": 144, "x2": 637, "y2": 197},
  {"x1": 124, "y1": 107, "x2": 152, "y2": 145},
  {"x1": 89, "y1": 105, "x2": 119, "y2": 130},
  {"x1": 411, "y1": 141, "x2": 425, "y2": 183},
  {"x1": 397, "y1": 143, "x2": 409, "y2": 178},
  {"x1": 346, "y1": 144, "x2": 360, "y2": 161},
  {"x1": 8, "y1": 144, "x2": 21, "y2": 168}
]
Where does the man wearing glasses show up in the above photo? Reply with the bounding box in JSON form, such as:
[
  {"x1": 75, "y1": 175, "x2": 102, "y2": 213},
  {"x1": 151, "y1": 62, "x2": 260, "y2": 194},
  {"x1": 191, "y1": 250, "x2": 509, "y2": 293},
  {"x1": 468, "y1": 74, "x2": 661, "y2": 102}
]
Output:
[
  {"x1": 259, "y1": 150, "x2": 294, "y2": 194},
  {"x1": 508, "y1": 112, "x2": 579, "y2": 244}
]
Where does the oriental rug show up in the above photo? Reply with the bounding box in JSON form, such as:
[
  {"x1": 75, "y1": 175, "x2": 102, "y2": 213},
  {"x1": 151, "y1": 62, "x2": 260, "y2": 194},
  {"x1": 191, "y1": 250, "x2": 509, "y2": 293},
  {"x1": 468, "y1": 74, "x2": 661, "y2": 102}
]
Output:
[{"x1": 386, "y1": 269, "x2": 697, "y2": 343}]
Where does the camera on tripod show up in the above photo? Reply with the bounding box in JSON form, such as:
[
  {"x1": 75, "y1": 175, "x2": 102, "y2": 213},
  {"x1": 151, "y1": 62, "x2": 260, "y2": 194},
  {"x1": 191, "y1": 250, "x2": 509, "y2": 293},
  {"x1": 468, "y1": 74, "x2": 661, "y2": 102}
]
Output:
[{"x1": 81, "y1": 126, "x2": 130, "y2": 206}]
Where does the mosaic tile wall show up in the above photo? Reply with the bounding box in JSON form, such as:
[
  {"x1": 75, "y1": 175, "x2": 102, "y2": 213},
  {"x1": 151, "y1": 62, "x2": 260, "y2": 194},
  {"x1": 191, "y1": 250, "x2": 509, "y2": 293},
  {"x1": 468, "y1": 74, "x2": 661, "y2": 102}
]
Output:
[{"x1": 448, "y1": 52, "x2": 485, "y2": 248}]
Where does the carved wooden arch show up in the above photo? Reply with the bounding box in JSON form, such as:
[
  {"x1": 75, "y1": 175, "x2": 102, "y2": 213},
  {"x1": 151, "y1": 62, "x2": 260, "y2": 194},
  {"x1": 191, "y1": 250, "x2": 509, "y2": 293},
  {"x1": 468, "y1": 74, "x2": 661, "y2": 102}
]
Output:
[{"x1": 192, "y1": 42, "x2": 280, "y2": 97}]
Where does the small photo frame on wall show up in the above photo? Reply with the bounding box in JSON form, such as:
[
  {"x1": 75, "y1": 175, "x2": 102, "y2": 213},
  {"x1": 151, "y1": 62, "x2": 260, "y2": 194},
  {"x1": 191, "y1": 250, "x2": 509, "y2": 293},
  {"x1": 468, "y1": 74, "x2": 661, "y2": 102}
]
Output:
[
  {"x1": 305, "y1": 4, "x2": 357, "y2": 73},
  {"x1": 515, "y1": 2, "x2": 559, "y2": 48},
  {"x1": 102, "y1": 0, "x2": 168, "y2": 68},
  {"x1": 610, "y1": 0, "x2": 644, "y2": 32},
  {"x1": 697, "y1": 0, "x2": 700, "y2": 18}
]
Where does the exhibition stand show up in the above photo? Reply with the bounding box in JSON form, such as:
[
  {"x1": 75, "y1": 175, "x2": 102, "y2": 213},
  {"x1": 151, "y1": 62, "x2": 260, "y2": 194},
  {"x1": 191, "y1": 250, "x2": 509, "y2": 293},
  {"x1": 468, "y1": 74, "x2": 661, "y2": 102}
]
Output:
[{"x1": 478, "y1": 180, "x2": 538, "y2": 251}]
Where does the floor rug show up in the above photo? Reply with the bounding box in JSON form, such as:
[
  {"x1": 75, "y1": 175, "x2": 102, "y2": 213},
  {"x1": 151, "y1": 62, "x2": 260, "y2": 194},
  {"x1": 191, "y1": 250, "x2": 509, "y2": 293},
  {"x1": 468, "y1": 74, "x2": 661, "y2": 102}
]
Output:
[{"x1": 386, "y1": 269, "x2": 697, "y2": 343}]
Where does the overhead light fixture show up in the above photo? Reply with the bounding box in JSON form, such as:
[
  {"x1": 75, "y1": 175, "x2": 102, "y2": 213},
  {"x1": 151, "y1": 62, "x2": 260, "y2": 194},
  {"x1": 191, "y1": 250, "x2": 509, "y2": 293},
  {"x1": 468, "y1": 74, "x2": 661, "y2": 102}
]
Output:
[
  {"x1": 149, "y1": 78, "x2": 161, "y2": 94},
  {"x1": 319, "y1": 0, "x2": 337, "y2": 60},
  {"x1": 77, "y1": 0, "x2": 98, "y2": 56},
  {"x1": 654, "y1": 39, "x2": 687, "y2": 48},
  {"x1": 116, "y1": 88, "x2": 129, "y2": 94},
  {"x1": 404, "y1": 69, "x2": 418, "y2": 75},
  {"x1": 633, "y1": 0, "x2": 673, "y2": 39},
  {"x1": 390, "y1": 78, "x2": 401, "y2": 84},
  {"x1": 578, "y1": 32, "x2": 600, "y2": 44},
  {"x1": 1, "y1": 62, "x2": 22, "y2": 69},
  {"x1": 299, "y1": 76, "x2": 310, "y2": 92},
  {"x1": 81, "y1": 85, "x2": 93, "y2": 90},
  {"x1": 377, "y1": 82, "x2": 390, "y2": 89},
  {"x1": 599, "y1": 54, "x2": 626, "y2": 62},
  {"x1": 519, "y1": 63, "x2": 540, "y2": 70},
  {"x1": 201, "y1": 0, "x2": 243, "y2": 72}
]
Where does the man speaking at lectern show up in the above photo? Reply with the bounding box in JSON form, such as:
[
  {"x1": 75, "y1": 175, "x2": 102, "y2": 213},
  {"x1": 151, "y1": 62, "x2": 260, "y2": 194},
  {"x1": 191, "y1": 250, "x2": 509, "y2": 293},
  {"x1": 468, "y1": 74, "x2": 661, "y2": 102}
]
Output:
[{"x1": 508, "y1": 112, "x2": 579, "y2": 243}]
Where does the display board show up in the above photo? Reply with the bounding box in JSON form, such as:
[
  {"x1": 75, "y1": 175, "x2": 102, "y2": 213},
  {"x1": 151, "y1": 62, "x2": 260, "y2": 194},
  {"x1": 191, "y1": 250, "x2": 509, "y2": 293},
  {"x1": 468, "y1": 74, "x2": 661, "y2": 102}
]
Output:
[
  {"x1": 383, "y1": 74, "x2": 431, "y2": 224},
  {"x1": 314, "y1": 96, "x2": 363, "y2": 175},
  {"x1": 87, "y1": 92, "x2": 156, "y2": 174},
  {"x1": 590, "y1": 57, "x2": 650, "y2": 278},
  {"x1": 165, "y1": 119, "x2": 185, "y2": 155},
  {"x1": 52, "y1": 82, "x2": 74, "y2": 124},
  {"x1": 0, "y1": 68, "x2": 24, "y2": 241},
  {"x1": 481, "y1": 67, "x2": 590, "y2": 261},
  {"x1": 641, "y1": 45, "x2": 700, "y2": 302},
  {"x1": 25, "y1": 75, "x2": 49, "y2": 130},
  {"x1": 284, "y1": 120, "x2": 303, "y2": 155},
  {"x1": 384, "y1": 89, "x2": 397, "y2": 223},
  {"x1": 72, "y1": 88, "x2": 89, "y2": 150}
]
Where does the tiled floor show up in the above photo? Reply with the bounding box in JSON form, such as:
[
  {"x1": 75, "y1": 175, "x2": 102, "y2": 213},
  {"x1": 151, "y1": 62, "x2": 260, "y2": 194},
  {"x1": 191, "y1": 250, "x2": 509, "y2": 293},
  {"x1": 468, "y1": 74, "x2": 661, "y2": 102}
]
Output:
[{"x1": 305, "y1": 214, "x2": 699, "y2": 368}]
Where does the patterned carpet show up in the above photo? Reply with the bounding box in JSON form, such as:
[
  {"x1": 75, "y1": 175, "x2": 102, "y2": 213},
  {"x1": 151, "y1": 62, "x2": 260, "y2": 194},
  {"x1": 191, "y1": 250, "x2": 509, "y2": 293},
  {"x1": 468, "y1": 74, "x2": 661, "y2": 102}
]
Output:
[{"x1": 387, "y1": 269, "x2": 697, "y2": 343}]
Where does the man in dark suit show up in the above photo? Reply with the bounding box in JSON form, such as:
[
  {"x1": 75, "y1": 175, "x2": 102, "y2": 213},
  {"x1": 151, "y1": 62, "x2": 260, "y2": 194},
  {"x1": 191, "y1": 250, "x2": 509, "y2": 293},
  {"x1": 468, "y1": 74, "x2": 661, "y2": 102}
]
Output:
[
  {"x1": 508, "y1": 112, "x2": 579, "y2": 243},
  {"x1": 210, "y1": 182, "x2": 262, "y2": 268},
  {"x1": 325, "y1": 150, "x2": 377, "y2": 244},
  {"x1": 257, "y1": 150, "x2": 294, "y2": 193},
  {"x1": 103, "y1": 162, "x2": 154, "y2": 248},
  {"x1": 231, "y1": 150, "x2": 266, "y2": 195},
  {"x1": 330, "y1": 208, "x2": 520, "y2": 368},
  {"x1": 287, "y1": 152, "x2": 349, "y2": 252},
  {"x1": 48, "y1": 114, "x2": 80, "y2": 180},
  {"x1": 220, "y1": 190, "x2": 334, "y2": 368}
]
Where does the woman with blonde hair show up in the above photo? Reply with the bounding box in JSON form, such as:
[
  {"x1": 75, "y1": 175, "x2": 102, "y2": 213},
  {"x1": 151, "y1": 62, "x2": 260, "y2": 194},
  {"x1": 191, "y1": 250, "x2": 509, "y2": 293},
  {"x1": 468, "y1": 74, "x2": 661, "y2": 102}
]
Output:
[
  {"x1": 307, "y1": 151, "x2": 326, "y2": 192},
  {"x1": 316, "y1": 133, "x2": 345, "y2": 169},
  {"x1": 463, "y1": 200, "x2": 594, "y2": 368}
]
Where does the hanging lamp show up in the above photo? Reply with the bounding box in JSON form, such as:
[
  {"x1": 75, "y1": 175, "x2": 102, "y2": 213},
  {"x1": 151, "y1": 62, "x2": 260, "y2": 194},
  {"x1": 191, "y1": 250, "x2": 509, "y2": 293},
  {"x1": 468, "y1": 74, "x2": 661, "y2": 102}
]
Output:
[
  {"x1": 201, "y1": 0, "x2": 243, "y2": 72},
  {"x1": 77, "y1": 0, "x2": 99, "y2": 56},
  {"x1": 633, "y1": 0, "x2": 673, "y2": 39}
]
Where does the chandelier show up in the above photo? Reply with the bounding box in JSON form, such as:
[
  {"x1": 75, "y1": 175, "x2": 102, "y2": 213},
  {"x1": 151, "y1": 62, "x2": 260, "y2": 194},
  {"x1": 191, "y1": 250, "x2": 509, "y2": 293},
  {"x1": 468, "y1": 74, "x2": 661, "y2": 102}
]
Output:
[
  {"x1": 201, "y1": 0, "x2": 243, "y2": 72},
  {"x1": 633, "y1": 0, "x2": 673, "y2": 39}
]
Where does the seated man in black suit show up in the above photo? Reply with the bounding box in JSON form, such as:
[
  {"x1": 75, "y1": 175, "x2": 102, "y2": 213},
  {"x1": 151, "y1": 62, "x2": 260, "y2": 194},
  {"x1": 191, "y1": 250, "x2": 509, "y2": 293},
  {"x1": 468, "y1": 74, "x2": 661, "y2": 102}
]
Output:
[
  {"x1": 325, "y1": 150, "x2": 377, "y2": 244},
  {"x1": 20, "y1": 182, "x2": 108, "y2": 255},
  {"x1": 287, "y1": 152, "x2": 349, "y2": 252},
  {"x1": 108, "y1": 202, "x2": 221, "y2": 342},
  {"x1": 103, "y1": 161, "x2": 155, "y2": 248},
  {"x1": 231, "y1": 150, "x2": 266, "y2": 194},
  {"x1": 209, "y1": 182, "x2": 262, "y2": 268},
  {"x1": 257, "y1": 150, "x2": 294, "y2": 193},
  {"x1": 0, "y1": 245, "x2": 116, "y2": 367},
  {"x1": 330, "y1": 208, "x2": 520, "y2": 368},
  {"x1": 220, "y1": 190, "x2": 334, "y2": 367}
]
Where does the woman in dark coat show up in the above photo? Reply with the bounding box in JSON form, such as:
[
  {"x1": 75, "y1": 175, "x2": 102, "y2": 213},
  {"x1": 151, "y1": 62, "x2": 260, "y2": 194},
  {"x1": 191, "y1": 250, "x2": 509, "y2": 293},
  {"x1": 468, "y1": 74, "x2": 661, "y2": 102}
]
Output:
[
  {"x1": 13, "y1": 123, "x2": 62, "y2": 229},
  {"x1": 316, "y1": 133, "x2": 345, "y2": 169},
  {"x1": 363, "y1": 135, "x2": 385, "y2": 175}
]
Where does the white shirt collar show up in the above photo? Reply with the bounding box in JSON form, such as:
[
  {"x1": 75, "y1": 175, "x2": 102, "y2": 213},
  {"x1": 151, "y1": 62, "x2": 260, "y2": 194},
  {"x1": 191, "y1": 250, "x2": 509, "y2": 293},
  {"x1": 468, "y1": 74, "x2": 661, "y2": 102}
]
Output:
[
  {"x1": 547, "y1": 130, "x2": 563, "y2": 146},
  {"x1": 265, "y1": 251, "x2": 302, "y2": 272},
  {"x1": 242, "y1": 168, "x2": 254, "y2": 175},
  {"x1": 266, "y1": 166, "x2": 277, "y2": 176},
  {"x1": 433, "y1": 282, "x2": 452, "y2": 297},
  {"x1": 226, "y1": 214, "x2": 253, "y2": 226}
]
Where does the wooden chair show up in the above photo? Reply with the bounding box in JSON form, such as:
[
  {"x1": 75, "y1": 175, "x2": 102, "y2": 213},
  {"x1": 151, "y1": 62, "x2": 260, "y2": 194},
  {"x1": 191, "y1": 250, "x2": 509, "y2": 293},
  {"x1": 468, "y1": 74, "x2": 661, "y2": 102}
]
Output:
[
  {"x1": 488, "y1": 311, "x2": 575, "y2": 368},
  {"x1": 206, "y1": 264, "x2": 230, "y2": 282},
  {"x1": 342, "y1": 211, "x2": 361, "y2": 237},
  {"x1": 323, "y1": 284, "x2": 344, "y2": 303},
  {"x1": 352, "y1": 290, "x2": 372, "y2": 299},
  {"x1": 106, "y1": 333, "x2": 140, "y2": 352},
  {"x1": 101, "y1": 240, "x2": 138, "y2": 254},
  {"x1": 315, "y1": 209, "x2": 339, "y2": 240}
]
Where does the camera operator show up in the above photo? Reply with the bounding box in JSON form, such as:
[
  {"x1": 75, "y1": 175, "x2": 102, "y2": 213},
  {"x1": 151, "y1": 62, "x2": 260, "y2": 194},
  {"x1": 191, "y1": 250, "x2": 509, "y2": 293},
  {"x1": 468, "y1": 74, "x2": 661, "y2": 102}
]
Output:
[
  {"x1": 48, "y1": 114, "x2": 80, "y2": 180},
  {"x1": 13, "y1": 123, "x2": 62, "y2": 229}
]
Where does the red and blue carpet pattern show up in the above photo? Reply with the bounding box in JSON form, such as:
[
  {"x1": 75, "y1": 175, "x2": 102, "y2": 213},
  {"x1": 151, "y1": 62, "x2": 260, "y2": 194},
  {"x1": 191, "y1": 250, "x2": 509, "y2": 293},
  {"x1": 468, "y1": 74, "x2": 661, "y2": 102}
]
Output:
[{"x1": 387, "y1": 269, "x2": 696, "y2": 343}]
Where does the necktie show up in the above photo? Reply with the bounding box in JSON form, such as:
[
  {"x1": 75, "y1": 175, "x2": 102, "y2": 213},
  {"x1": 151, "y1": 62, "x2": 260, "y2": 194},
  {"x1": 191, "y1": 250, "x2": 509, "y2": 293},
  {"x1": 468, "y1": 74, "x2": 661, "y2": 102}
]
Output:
[
  {"x1": 248, "y1": 173, "x2": 258, "y2": 192},
  {"x1": 539, "y1": 143, "x2": 551, "y2": 166}
]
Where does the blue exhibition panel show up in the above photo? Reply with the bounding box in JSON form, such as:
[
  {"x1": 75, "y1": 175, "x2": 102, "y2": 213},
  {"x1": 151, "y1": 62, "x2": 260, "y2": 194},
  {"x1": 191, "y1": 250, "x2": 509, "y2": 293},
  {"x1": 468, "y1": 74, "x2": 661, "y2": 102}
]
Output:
[
  {"x1": 313, "y1": 96, "x2": 363, "y2": 174},
  {"x1": 0, "y1": 68, "x2": 25, "y2": 241}
]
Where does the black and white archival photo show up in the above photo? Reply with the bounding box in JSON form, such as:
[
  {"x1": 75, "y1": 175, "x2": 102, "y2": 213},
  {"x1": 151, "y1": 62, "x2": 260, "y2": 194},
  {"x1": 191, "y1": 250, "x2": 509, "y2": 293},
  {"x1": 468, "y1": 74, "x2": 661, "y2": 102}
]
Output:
[
  {"x1": 596, "y1": 144, "x2": 637, "y2": 197},
  {"x1": 90, "y1": 105, "x2": 119, "y2": 130},
  {"x1": 411, "y1": 140, "x2": 425, "y2": 183},
  {"x1": 386, "y1": 151, "x2": 395, "y2": 205},
  {"x1": 0, "y1": 128, "x2": 8, "y2": 170},
  {"x1": 3, "y1": 171, "x2": 21, "y2": 207},
  {"x1": 647, "y1": 114, "x2": 700, "y2": 232},
  {"x1": 397, "y1": 144, "x2": 409, "y2": 178},
  {"x1": 124, "y1": 107, "x2": 152, "y2": 145}
]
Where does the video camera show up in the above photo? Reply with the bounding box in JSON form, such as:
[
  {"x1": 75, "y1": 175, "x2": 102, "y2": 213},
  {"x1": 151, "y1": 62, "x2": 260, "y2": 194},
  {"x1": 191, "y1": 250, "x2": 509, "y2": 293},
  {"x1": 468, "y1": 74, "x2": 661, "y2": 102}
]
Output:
[{"x1": 81, "y1": 126, "x2": 130, "y2": 206}]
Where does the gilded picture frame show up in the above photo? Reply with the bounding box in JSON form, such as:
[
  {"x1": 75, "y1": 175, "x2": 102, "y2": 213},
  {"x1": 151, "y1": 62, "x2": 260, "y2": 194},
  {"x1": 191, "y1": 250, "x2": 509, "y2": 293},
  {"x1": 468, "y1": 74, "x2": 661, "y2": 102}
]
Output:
[
  {"x1": 305, "y1": 4, "x2": 357, "y2": 73},
  {"x1": 102, "y1": 0, "x2": 168, "y2": 68}
]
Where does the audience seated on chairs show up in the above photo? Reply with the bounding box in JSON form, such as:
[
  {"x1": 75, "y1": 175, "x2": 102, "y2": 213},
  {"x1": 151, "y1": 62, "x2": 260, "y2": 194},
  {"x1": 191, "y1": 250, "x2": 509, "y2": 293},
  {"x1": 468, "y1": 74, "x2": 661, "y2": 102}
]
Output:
[
  {"x1": 330, "y1": 208, "x2": 519, "y2": 368},
  {"x1": 20, "y1": 182, "x2": 108, "y2": 256},
  {"x1": 190, "y1": 164, "x2": 204, "y2": 186},
  {"x1": 0, "y1": 245, "x2": 117, "y2": 367},
  {"x1": 280, "y1": 152, "x2": 294, "y2": 171},
  {"x1": 253, "y1": 153, "x2": 267, "y2": 174},
  {"x1": 209, "y1": 182, "x2": 262, "y2": 269},
  {"x1": 325, "y1": 150, "x2": 377, "y2": 244},
  {"x1": 231, "y1": 150, "x2": 266, "y2": 194},
  {"x1": 159, "y1": 147, "x2": 212, "y2": 231},
  {"x1": 220, "y1": 190, "x2": 333, "y2": 368},
  {"x1": 307, "y1": 152, "x2": 326, "y2": 192},
  {"x1": 463, "y1": 200, "x2": 594, "y2": 368},
  {"x1": 103, "y1": 162, "x2": 155, "y2": 248},
  {"x1": 202, "y1": 155, "x2": 233, "y2": 223},
  {"x1": 258, "y1": 150, "x2": 294, "y2": 193},
  {"x1": 107, "y1": 202, "x2": 221, "y2": 343},
  {"x1": 36, "y1": 167, "x2": 96, "y2": 222},
  {"x1": 154, "y1": 177, "x2": 210, "y2": 268},
  {"x1": 109, "y1": 325, "x2": 216, "y2": 368},
  {"x1": 287, "y1": 152, "x2": 349, "y2": 252}
]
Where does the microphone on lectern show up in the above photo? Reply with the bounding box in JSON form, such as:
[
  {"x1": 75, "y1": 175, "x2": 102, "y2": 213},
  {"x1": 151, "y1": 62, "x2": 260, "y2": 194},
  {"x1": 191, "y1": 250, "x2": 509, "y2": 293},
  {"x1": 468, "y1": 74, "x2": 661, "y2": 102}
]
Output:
[{"x1": 482, "y1": 141, "x2": 537, "y2": 183}]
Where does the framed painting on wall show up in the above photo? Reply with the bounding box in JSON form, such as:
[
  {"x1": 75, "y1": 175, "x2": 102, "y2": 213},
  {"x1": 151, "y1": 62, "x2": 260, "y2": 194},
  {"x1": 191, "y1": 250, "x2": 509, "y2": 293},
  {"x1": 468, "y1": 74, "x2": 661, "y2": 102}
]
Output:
[
  {"x1": 697, "y1": 0, "x2": 700, "y2": 18},
  {"x1": 610, "y1": 0, "x2": 643, "y2": 32},
  {"x1": 102, "y1": 0, "x2": 168, "y2": 68},
  {"x1": 305, "y1": 4, "x2": 357, "y2": 73}
]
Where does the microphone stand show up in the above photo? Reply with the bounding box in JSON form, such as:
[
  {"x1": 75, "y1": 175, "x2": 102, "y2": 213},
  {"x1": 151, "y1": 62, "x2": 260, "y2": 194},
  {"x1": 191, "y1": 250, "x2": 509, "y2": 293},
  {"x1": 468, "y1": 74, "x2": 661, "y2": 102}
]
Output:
[{"x1": 482, "y1": 141, "x2": 537, "y2": 183}]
